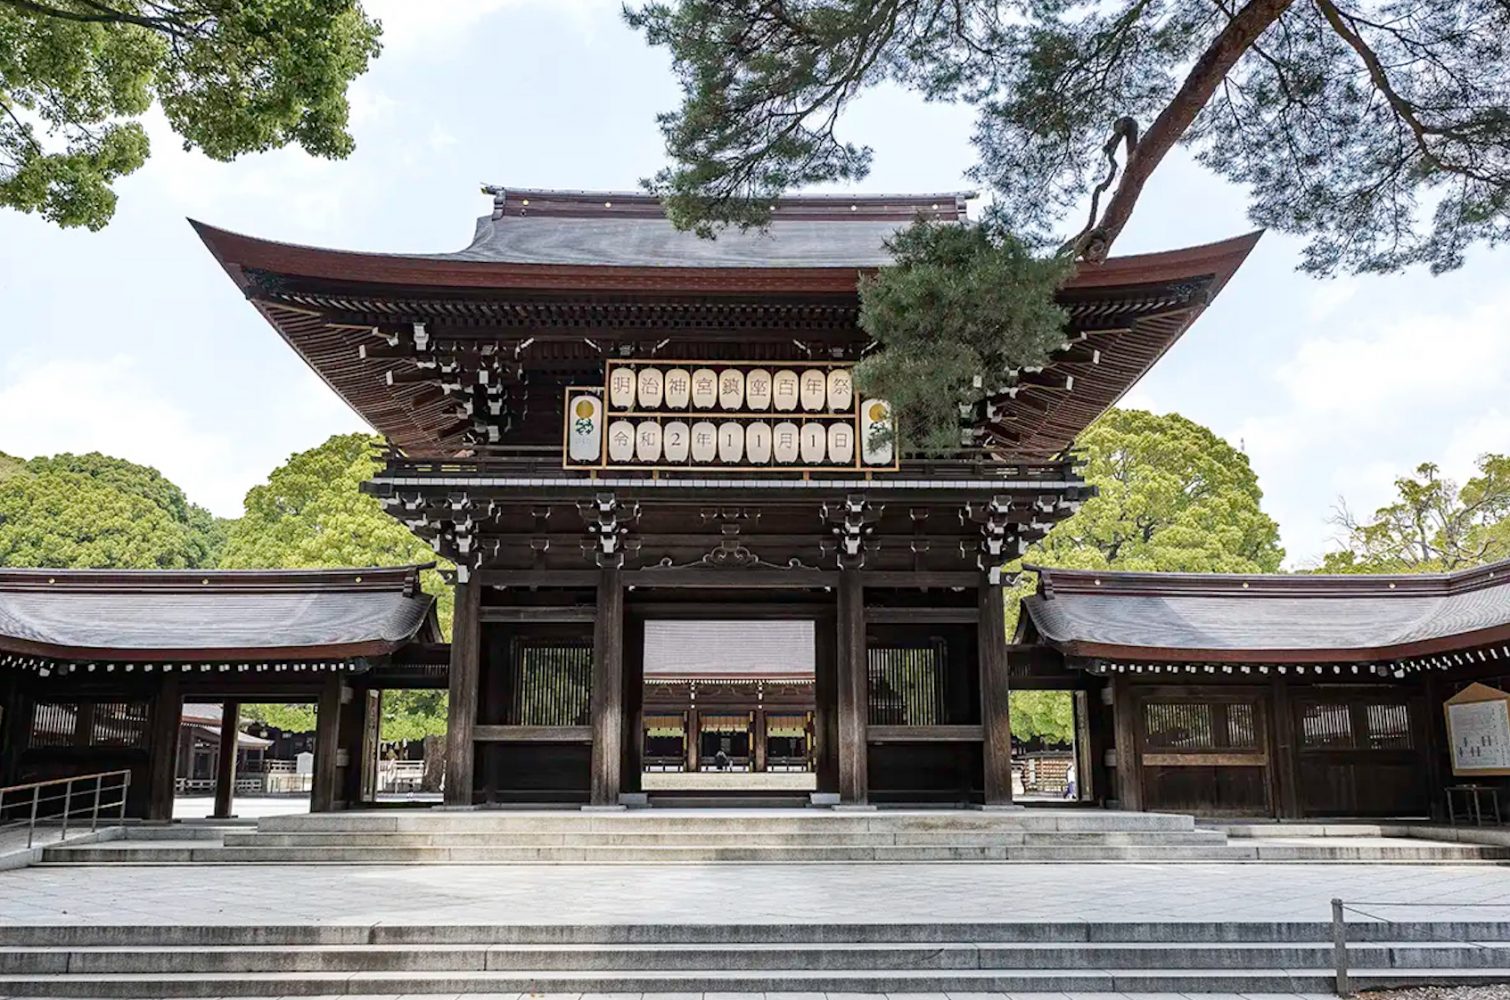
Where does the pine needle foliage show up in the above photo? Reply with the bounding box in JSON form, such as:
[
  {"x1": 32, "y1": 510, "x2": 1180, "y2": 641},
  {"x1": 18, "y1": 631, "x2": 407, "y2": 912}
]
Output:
[{"x1": 855, "y1": 217, "x2": 1073, "y2": 454}]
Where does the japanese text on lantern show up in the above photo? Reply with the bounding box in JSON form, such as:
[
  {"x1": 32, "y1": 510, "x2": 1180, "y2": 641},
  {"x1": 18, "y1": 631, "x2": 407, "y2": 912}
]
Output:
[{"x1": 564, "y1": 361, "x2": 894, "y2": 471}]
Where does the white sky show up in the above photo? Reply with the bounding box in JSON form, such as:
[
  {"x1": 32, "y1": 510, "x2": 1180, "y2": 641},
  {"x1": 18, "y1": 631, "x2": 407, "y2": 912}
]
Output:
[{"x1": 0, "y1": 0, "x2": 1506, "y2": 568}]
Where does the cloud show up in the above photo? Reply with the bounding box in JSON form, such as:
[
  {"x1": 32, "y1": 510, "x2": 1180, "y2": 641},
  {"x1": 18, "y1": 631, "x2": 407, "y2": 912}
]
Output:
[
  {"x1": 364, "y1": 0, "x2": 620, "y2": 52},
  {"x1": 0, "y1": 355, "x2": 246, "y2": 514}
]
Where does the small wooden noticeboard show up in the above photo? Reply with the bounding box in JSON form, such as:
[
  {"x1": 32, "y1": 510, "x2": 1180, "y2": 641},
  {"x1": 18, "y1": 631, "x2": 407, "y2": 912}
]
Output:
[{"x1": 1445, "y1": 682, "x2": 1510, "y2": 777}]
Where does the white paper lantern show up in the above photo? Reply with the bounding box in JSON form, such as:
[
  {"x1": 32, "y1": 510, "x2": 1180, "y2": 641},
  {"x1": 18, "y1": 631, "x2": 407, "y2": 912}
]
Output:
[
  {"x1": 690, "y1": 421, "x2": 718, "y2": 462},
  {"x1": 772, "y1": 421, "x2": 800, "y2": 463},
  {"x1": 635, "y1": 420, "x2": 663, "y2": 463},
  {"x1": 799, "y1": 370, "x2": 827, "y2": 412},
  {"x1": 607, "y1": 420, "x2": 635, "y2": 463},
  {"x1": 718, "y1": 369, "x2": 745, "y2": 410},
  {"x1": 566, "y1": 394, "x2": 604, "y2": 463},
  {"x1": 746, "y1": 369, "x2": 773, "y2": 410},
  {"x1": 608, "y1": 368, "x2": 636, "y2": 409},
  {"x1": 717, "y1": 421, "x2": 745, "y2": 463},
  {"x1": 664, "y1": 368, "x2": 692, "y2": 410},
  {"x1": 827, "y1": 369, "x2": 854, "y2": 412},
  {"x1": 637, "y1": 367, "x2": 665, "y2": 409},
  {"x1": 745, "y1": 422, "x2": 773, "y2": 464},
  {"x1": 800, "y1": 422, "x2": 827, "y2": 463},
  {"x1": 772, "y1": 370, "x2": 800, "y2": 412},
  {"x1": 691, "y1": 368, "x2": 718, "y2": 409},
  {"x1": 662, "y1": 420, "x2": 691, "y2": 463},
  {"x1": 861, "y1": 399, "x2": 895, "y2": 466},
  {"x1": 827, "y1": 421, "x2": 855, "y2": 465}
]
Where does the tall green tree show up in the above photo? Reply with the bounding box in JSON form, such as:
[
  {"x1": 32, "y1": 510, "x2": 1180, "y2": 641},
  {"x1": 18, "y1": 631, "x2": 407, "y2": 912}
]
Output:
[
  {"x1": 1011, "y1": 690, "x2": 1075, "y2": 746},
  {"x1": 1, "y1": 0, "x2": 381, "y2": 229},
  {"x1": 630, "y1": 0, "x2": 1510, "y2": 274},
  {"x1": 1322, "y1": 454, "x2": 1510, "y2": 573},
  {"x1": 1033, "y1": 408, "x2": 1284, "y2": 573},
  {"x1": 222, "y1": 432, "x2": 452, "y2": 741},
  {"x1": 0, "y1": 451, "x2": 222, "y2": 567}
]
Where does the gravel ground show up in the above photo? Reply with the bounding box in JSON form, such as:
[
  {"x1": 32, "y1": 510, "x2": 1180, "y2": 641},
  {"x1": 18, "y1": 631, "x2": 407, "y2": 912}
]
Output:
[{"x1": 1363, "y1": 987, "x2": 1510, "y2": 1000}]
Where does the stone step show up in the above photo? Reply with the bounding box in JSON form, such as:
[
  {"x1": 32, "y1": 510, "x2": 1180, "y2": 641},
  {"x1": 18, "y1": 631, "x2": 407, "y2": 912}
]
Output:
[
  {"x1": 9, "y1": 965, "x2": 1510, "y2": 996},
  {"x1": 5, "y1": 940, "x2": 1510, "y2": 974},
  {"x1": 252, "y1": 810, "x2": 1200, "y2": 834},
  {"x1": 217, "y1": 829, "x2": 1232, "y2": 848},
  {"x1": 8, "y1": 921, "x2": 1510, "y2": 946}
]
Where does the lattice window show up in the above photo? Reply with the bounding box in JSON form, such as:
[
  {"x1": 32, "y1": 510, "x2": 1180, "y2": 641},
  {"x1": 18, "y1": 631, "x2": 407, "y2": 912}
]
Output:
[
  {"x1": 28, "y1": 702, "x2": 77, "y2": 748},
  {"x1": 1365, "y1": 703, "x2": 1413, "y2": 750},
  {"x1": 867, "y1": 641, "x2": 949, "y2": 725},
  {"x1": 1301, "y1": 703, "x2": 1355, "y2": 748},
  {"x1": 91, "y1": 702, "x2": 148, "y2": 748},
  {"x1": 1143, "y1": 702, "x2": 1215, "y2": 750},
  {"x1": 1226, "y1": 703, "x2": 1258, "y2": 749},
  {"x1": 510, "y1": 643, "x2": 592, "y2": 726}
]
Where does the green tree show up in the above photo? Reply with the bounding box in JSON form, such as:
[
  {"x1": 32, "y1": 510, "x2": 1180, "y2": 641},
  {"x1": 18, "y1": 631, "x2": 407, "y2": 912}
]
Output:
[
  {"x1": 26, "y1": 451, "x2": 224, "y2": 565},
  {"x1": 854, "y1": 219, "x2": 1073, "y2": 453},
  {"x1": 630, "y1": 0, "x2": 1510, "y2": 274},
  {"x1": 0, "y1": 451, "x2": 222, "y2": 568},
  {"x1": 222, "y1": 432, "x2": 452, "y2": 741},
  {"x1": 1034, "y1": 408, "x2": 1284, "y2": 573},
  {"x1": 1011, "y1": 690, "x2": 1075, "y2": 746},
  {"x1": 1, "y1": 0, "x2": 381, "y2": 229},
  {"x1": 1321, "y1": 455, "x2": 1510, "y2": 573}
]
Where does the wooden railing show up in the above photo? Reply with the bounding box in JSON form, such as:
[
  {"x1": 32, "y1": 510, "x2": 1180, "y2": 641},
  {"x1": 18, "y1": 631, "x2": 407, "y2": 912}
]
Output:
[{"x1": 0, "y1": 770, "x2": 130, "y2": 849}]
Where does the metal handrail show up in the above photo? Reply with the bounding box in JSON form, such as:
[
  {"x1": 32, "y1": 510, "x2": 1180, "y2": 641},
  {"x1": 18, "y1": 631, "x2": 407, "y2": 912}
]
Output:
[{"x1": 0, "y1": 769, "x2": 131, "y2": 849}]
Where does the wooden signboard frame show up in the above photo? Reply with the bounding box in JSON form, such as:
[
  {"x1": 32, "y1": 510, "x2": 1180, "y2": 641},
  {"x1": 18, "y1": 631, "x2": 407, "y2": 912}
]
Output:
[{"x1": 1445, "y1": 682, "x2": 1510, "y2": 777}]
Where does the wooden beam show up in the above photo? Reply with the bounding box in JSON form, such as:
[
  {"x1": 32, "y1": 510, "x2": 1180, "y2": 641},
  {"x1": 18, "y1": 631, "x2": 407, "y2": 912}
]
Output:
[
  {"x1": 589, "y1": 565, "x2": 624, "y2": 806},
  {"x1": 479, "y1": 606, "x2": 597, "y2": 623},
  {"x1": 310, "y1": 674, "x2": 342, "y2": 813},
  {"x1": 867, "y1": 724, "x2": 984, "y2": 743},
  {"x1": 474, "y1": 725, "x2": 593, "y2": 742},
  {"x1": 212, "y1": 700, "x2": 239, "y2": 820},
  {"x1": 867, "y1": 607, "x2": 979, "y2": 624},
  {"x1": 835, "y1": 569, "x2": 868, "y2": 804},
  {"x1": 444, "y1": 580, "x2": 481, "y2": 806},
  {"x1": 979, "y1": 581, "x2": 1014, "y2": 806},
  {"x1": 145, "y1": 674, "x2": 181, "y2": 822}
]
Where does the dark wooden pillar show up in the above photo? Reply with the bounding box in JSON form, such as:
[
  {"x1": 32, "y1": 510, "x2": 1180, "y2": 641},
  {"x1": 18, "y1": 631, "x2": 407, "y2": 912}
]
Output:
[
  {"x1": 212, "y1": 700, "x2": 240, "y2": 819},
  {"x1": 813, "y1": 611, "x2": 839, "y2": 794},
  {"x1": 145, "y1": 674, "x2": 182, "y2": 822},
  {"x1": 0, "y1": 681, "x2": 29, "y2": 788},
  {"x1": 589, "y1": 565, "x2": 624, "y2": 806},
  {"x1": 1110, "y1": 674, "x2": 1143, "y2": 811},
  {"x1": 686, "y1": 706, "x2": 699, "y2": 772},
  {"x1": 1270, "y1": 676, "x2": 1300, "y2": 819},
  {"x1": 1422, "y1": 675, "x2": 1448, "y2": 820},
  {"x1": 310, "y1": 673, "x2": 343, "y2": 813},
  {"x1": 835, "y1": 568, "x2": 868, "y2": 804},
  {"x1": 336, "y1": 683, "x2": 372, "y2": 808},
  {"x1": 622, "y1": 615, "x2": 645, "y2": 794},
  {"x1": 979, "y1": 579, "x2": 1015, "y2": 806},
  {"x1": 444, "y1": 580, "x2": 481, "y2": 807},
  {"x1": 753, "y1": 706, "x2": 768, "y2": 773}
]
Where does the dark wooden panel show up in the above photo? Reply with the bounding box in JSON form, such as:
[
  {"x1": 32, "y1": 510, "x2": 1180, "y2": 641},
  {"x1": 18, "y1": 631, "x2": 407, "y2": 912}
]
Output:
[
  {"x1": 867, "y1": 724, "x2": 983, "y2": 742},
  {"x1": 474, "y1": 725, "x2": 592, "y2": 742}
]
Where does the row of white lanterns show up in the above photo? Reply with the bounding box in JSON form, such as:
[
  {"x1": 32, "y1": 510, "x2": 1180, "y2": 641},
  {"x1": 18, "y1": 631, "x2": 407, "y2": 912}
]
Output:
[
  {"x1": 608, "y1": 365, "x2": 853, "y2": 413},
  {"x1": 606, "y1": 418, "x2": 868, "y2": 465}
]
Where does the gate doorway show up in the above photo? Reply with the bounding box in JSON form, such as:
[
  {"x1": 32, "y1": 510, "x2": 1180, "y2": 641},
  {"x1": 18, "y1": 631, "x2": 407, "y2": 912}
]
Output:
[{"x1": 632, "y1": 617, "x2": 819, "y2": 799}]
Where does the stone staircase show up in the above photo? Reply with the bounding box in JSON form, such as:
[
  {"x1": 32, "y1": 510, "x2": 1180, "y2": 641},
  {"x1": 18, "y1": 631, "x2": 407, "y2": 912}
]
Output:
[
  {"x1": 38, "y1": 808, "x2": 1510, "y2": 863},
  {"x1": 6, "y1": 920, "x2": 1510, "y2": 996}
]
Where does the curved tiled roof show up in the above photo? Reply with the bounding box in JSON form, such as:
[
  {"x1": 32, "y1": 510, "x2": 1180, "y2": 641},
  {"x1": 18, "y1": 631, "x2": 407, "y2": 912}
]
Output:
[
  {"x1": 1021, "y1": 559, "x2": 1510, "y2": 663},
  {"x1": 0, "y1": 566, "x2": 436, "y2": 663}
]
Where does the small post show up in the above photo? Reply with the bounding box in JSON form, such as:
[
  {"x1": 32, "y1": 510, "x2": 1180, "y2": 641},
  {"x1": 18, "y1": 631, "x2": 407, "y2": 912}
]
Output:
[
  {"x1": 91, "y1": 774, "x2": 102, "y2": 832},
  {"x1": 119, "y1": 772, "x2": 130, "y2": 823},
  {"x1": 1331, "y1": 897, "x2": 1351, "y2": 996},
  {"x1": 60, "y1": 781, "x2": 72, "y2": 840},
  {"x1": 27, "y1": 785, "x2": 39, "y2": 849}
]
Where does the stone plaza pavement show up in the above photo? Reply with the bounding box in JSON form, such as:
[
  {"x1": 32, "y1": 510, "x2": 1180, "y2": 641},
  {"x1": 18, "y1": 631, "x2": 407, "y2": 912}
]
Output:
[{"x1": 4, "y1": 860, "x2": 1510, "y2": 926}]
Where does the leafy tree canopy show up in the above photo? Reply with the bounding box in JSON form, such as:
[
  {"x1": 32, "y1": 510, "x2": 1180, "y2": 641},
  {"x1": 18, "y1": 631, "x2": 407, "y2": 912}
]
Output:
[
  {"x1": 0, "y1": 450, "x2": 222, "y2": 567},
  {"x1": 1011, "y1": 689, "x2": 1075, "y2": 746},
  {"x1": 630, "y1": 0, "x2": 1510, "y2": 275},
  {"x1": 855, "y1": 218, "x2": 1073, "y2": 453},
  {"x1": 241, "y1": 702, "x2": 315, "y2": 734},
  {"x1": 1034, "y1": 408, "x2": 1285, "y2": 573},
  {"x1": 1321, "y1": 454, "x2": 1510, "y2": 573},
  {"x1": 1, "y1": 0, "x2": 381, "y2": 229}
]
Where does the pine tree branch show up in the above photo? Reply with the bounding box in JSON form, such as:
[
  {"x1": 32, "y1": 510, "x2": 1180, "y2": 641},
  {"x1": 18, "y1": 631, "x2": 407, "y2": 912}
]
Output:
[{"x1": 1075, "y1": 0, "x2": 1297, "y2": 262}]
